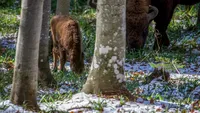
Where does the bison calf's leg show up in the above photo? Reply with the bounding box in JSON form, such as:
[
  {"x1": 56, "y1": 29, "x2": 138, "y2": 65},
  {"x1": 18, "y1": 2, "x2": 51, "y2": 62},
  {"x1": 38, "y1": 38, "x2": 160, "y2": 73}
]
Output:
[
  {"x1": 52, "y1": 47, "x2": 59, "y2": 70},
  {"x1": 59, "y1": 50, "x2": 66, "y2": 71}
]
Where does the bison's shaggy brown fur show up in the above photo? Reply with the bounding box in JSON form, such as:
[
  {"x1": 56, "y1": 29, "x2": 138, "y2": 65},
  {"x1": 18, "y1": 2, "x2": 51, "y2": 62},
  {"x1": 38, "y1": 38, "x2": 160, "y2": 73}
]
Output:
[
  {"x1": 126, "y1": 0, "x2": 158, "y2": 50},
  {"x1": 88, "y1": 0, "x2": 158, "y2": 50},
  {"x1": 50, "y1": 15, "x2": 84, "y2": 74},
  {"x1": 126, "y1": 0, "x2": 149, "y2": 50}
]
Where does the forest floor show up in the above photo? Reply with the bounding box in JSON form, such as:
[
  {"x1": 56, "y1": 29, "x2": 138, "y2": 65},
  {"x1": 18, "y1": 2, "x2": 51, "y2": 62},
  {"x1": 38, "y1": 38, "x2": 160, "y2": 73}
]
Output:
[{"x1": 0, "y1": 32, "x2": 200, "y2": 112}]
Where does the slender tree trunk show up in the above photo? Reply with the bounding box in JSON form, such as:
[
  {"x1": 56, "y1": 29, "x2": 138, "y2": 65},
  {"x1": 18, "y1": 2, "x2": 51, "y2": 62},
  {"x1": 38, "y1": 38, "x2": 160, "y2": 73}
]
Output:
[
  {"x1": 56, "y1": 0, "x2": 70, "y2": 15},
  {"x1": 82, "y1": 0, "x2": 132, "y2": 97},
  {"x1": 10, "y1": 0, "x2": 44, "y2": 111},
  {"x1": 39, "y1": 0, "x2": 56, "y2": 87}
]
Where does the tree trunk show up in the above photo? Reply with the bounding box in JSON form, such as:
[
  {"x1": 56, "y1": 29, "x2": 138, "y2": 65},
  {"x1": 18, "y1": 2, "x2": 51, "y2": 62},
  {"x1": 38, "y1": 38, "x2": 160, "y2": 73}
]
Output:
[
  {"x1": 38, "y1": 0, "x2": 56, "y2": 87},
  {"x1": 82, "y1": 0, "x2": 131, "y2": 97},
  {"x1": 56, "y1": 0, "x2": 70, "y2": 15},
  {"x1": 10, "y1": 0, "x2": 44, "y2": 111}
]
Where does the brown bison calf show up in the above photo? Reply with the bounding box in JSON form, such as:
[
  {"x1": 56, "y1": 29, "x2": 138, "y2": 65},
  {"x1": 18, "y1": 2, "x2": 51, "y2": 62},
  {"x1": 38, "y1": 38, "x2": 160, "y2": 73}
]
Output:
[{"x1": 50, "y1": 15, "x2": 84, "y2": 74}]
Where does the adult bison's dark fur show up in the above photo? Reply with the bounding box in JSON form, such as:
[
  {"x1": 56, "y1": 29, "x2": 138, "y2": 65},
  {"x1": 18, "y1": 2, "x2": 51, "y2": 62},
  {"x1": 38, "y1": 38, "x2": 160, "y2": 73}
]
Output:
[
  {"x1": 88, "y1": 0, "x2": 200, "y2": 50},
  {"x1": 50, "y1": 15, "x2": 84, "y2": 74},
  {"x1": 150, "y1": 0, "x2": 200, "y2": 49},
  {"x1": 88, "y1": 0, "x2": 158, "y2": 50}
]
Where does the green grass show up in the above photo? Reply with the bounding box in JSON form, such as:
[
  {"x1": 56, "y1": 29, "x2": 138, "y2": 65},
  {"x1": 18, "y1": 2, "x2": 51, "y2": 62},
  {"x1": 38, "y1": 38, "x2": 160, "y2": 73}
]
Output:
[
  {"x1": 0, "y1": 70, "x2": 13, "y2": 100},
  {"x1": 39, "y1": 90, "x2": 73, "y2": 103},
  {"x1": 0, "y1": 49, "x2": 15, "y2": 100},
  {"x1": 89, "y1": 99, "x2": 107, "y2": 111},
  {"x1": 37, "y1": 70, "x2": 88, "y2": 103},
  {"x1": 52, "y1": 70, "x2": 88, "y2": 90},
  {"x1": 0, "y1": 7, "x2": 20, "y2": 34}
]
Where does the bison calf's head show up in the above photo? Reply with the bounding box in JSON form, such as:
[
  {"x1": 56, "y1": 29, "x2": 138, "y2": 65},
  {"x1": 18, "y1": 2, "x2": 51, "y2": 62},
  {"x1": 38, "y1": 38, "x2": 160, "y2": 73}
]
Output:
[
  {"x1": 126, "y1": 0, "x2": 158, "y2": 50},
  {"x1": 70, "y1": 52, "x2": 84, "y2": 74}
]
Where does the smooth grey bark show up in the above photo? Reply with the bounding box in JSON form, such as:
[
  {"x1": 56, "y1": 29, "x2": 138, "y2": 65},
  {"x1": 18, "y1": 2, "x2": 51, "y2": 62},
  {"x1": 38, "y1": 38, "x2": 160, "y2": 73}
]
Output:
[
  {"x1": 39, "y1": 0, "x2": 56, "y2": 87},
  {"x1": 56, "y1": 0, "x2": 70, "y2": 15},
  {"x1": 82, "y1": 0, "x2": 129, "y2": 95},
  {"x1": 10, "y1": 0, "x2": 44, "y2": 111}
]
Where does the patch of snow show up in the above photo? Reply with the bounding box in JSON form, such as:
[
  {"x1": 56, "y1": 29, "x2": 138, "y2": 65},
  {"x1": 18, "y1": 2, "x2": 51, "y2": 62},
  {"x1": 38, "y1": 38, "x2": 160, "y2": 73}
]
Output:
[
  {"x1": 192, "y1": 49, "x2": 200, "y2": 54},
  {"x1": 0, "y1": 100, "x2": 35, "y2": 113},
  {"x1": 0, "y1": 68, "x2": 8, "y2": 73},
  {"x1": 124, "y1": 62, "x2": 154, "y2": 73},
  {"x1": 1, "y1": 93, "x2": 199, "y2": 113},
  {"x1": 170, "y1": 73, "x2": 200, "y2": 80},
  {"x1": 190, "y1": 86, "x2": 200, "y2": 100},
  {"x1": 124, "y1": 60, "x2": 200, "y2": 76}
]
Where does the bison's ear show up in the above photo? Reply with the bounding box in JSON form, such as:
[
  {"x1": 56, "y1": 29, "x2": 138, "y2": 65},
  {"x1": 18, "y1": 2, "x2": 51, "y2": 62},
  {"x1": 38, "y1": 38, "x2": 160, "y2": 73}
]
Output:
[
  {"x1": 147, "y1": 5, "x2": 158, "y2": 23},
  {"x1": 88, "y1": 0, "x2": 97, "y2": 9}
]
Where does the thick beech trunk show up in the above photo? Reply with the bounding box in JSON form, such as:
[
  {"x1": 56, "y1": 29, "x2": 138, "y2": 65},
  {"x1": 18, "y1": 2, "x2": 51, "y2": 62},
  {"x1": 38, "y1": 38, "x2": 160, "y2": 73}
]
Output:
[
  {"x1": 10, "y1": 0, "x2": 44, "y2": 111},
  {"x1": 82, "y1": 0, "x2": 130, "y2": 95}
]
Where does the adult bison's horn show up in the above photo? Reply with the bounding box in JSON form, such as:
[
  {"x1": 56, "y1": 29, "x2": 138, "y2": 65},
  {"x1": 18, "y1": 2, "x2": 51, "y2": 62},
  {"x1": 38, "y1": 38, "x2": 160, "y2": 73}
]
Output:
[{"x1": 147, "y1": 5, "x2": 158, "y2": 22}]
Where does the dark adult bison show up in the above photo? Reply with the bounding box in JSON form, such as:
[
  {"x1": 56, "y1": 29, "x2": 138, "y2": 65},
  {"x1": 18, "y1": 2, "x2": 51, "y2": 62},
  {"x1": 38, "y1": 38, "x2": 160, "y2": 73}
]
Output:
[
  {"x1": 88, "y1": 0, "x2": 158, "y2": 50},
  {"x1": 88, "y1": 0, "x2": 200, "y2": 50},
  {"x1": 150, "y1": 0, "x2": 200, "y2": 49}
]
